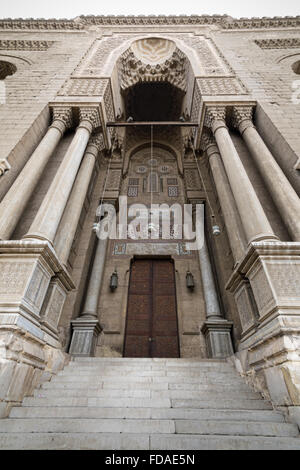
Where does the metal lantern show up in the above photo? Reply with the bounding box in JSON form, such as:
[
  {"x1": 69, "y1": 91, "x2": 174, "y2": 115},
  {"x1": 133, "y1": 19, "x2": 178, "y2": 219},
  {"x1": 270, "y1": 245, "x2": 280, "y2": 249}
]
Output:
[
  {"x1": 110, "y1": 270, "x2": 118, "y2": 291},
  {"x1": 186, "y1": 270, "x2": 195, "y2": 290},
  {"x1": 212, "y1": 225, "x2": 221, "y2": 237}
]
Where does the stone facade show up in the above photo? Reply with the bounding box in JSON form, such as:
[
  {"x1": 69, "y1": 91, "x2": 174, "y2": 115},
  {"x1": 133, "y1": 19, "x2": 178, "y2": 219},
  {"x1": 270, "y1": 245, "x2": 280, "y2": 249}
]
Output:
[{"x1": 0, "y1": 14, "x2": 299, "y2": 427}]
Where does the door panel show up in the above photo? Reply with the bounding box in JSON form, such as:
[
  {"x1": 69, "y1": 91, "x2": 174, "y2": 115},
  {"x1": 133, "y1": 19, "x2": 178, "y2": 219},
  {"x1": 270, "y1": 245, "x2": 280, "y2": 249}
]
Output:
[{"x1": 124, "y1": 259, "x2": 179, "y2": 358}]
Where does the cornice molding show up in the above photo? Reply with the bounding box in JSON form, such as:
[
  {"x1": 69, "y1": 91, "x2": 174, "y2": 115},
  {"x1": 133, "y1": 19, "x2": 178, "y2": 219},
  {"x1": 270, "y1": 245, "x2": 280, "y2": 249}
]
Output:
[{"x1": 0, "y1": 15, "x2": 299, "y2": 30}]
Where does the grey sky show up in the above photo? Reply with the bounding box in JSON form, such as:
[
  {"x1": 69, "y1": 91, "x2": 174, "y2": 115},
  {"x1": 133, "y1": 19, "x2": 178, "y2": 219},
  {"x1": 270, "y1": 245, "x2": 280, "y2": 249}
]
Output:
[{"x1": 0, "y1": 0, "x2": 299, "y2": 20}]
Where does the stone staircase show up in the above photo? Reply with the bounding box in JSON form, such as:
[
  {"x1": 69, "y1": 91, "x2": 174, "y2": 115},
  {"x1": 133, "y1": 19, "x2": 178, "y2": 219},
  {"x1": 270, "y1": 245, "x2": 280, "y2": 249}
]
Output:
[{"x1": 0, "y1": 358, "x2": 299, "y2": 450}]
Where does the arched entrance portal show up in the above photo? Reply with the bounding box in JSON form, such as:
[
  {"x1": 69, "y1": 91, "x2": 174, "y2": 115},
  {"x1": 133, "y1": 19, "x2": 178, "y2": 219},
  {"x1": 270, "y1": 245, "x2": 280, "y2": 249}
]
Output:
[{"x1": 124, "y1": 258, "x2": 180, "y2": 358}]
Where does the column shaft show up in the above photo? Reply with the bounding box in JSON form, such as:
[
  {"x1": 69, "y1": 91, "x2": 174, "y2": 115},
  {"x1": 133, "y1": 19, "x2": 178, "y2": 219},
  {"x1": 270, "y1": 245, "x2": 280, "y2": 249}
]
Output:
[
  {"x1": 196, "y1": 203, "x2": 222, "y2": 319},
  {"x1": 242, "y1": 125, "x2": 300, "y2": 241},
  {"x1": 82, "y1": 237, "x2": 108, "y2": 317},
  {"x1": 54, "y1": 135, "x2": 103, "y2": 265},
  {"x1": 207, "y1": 143, "x2": 247, "y2": 265},
  {"x1": 210, "y1": 114, "x2": 276, "y2": 244},
  {"x1": 0, "y1": 109, "x2": 71, "y2": 240}
]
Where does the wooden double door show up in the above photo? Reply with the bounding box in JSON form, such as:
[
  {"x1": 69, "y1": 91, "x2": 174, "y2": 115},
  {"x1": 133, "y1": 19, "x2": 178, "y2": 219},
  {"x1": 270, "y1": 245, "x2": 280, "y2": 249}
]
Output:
[{"x1": 124, "y1": 259, "x2": 180, "y2": 358}]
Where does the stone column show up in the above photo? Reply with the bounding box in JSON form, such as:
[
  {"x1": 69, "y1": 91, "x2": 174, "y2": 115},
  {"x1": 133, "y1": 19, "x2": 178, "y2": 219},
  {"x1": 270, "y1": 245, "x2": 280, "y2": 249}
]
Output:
[
  {"x1": 24, "y1": 108, "x2": 100, "y2": 245},
  {"x1": 201, "y1": 129, "x2": 247, "y2": 266},
  {"x1": 205, "y1": 107, "x2": 277, "y2": 245},
  {"x1": 54, "y1": 132, "x2": 105, "y2": 266},
  {"x1": 69, "y1": 219, "x2": 111, "y2": 356},
  {"x1": 233, "y1": 106, "x2": 300, "y2": 241},
  {"x1": 0, "y1": 107, "x2": 72, "y2": 240},
  {"x1": 193, "y1": 201, "x2": 233, "y2": 358}
]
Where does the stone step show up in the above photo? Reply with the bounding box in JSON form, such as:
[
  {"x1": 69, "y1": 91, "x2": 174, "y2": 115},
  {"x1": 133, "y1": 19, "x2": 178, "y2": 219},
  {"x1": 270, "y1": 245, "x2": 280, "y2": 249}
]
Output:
[
  {"x1": 150, "y1": 434, "x2": 300, "y2": 450},
  {"x1": 57, "y1": 369, "x2": 239, "y2": 378},
  {"x1": 0, "y1": 418, "x2": 175, "y2": 434},
  {"x1": 174, "y1": 420, "x2": 299, "y2": 438},
  {"x1": 21, "y1": 396, "x2": 272, "y2": 410},
  {"x1": 40, "y1": 380, "x2": 252, "y2": 392},
  {"x1": 171, "y1": 399, "x2": 273, "y2": 410},
  {"x1": 0, "y1": 418, "x2": 297, "y2": 437},
  {"x1": 33, "y1": 388, "x2": 261, "y2": 400},
  {"x1": 21, "y1": 397, "x2": 172, "y2": 408},
  {"x1": 65, "y1": 363, "x2": 234, "y2": 371},
  {"x1": 0, "y1": 433, "x2": 299, "y2": 450},
  {"x1": 0, "y1": 433, "x2": 150, "y2": 450},
  {"x1": 10, "y1": 406, "x2": 285, "y2": 423},
  {"x1": 71, "y1": 358, "x2": 227, "y2": 364},
  {"x1": 51, "y1": 373, "x2": 244, "y2": 383}
]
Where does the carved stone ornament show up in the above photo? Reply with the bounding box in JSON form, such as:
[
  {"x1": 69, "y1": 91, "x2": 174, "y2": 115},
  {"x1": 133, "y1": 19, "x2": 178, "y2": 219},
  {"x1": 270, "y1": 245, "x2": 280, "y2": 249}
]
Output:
[
  {"x1": 79, "y1": 107, "x2": 101, "y2": 132},
  {"x1": 200, "y1": 127, "x2": 216, "y2": 152},
  {"x1": 86, "y1": 132, "x2": 105, "y2": 157},
  {"x1": 255, "y1": 38, "x2": 300, "y2": 49},
  {"x1": 0, "y1": 40, "x2": 54, "y2": 50},
  {"x1": 0, "y1": 158, "x2": 11, "y2": 176},
  {"x1": 232, "y1": 106, "x2": 255, "y2": 133},
  {"x1": 118, "y1": 38, "x2": 188, "y2": 93},
  {"x1": 204, "y1": 107, "x2": 227, "y2": 129},
  {"x1": 51, "y1": 107, "x2": 73, "y2": 134}
]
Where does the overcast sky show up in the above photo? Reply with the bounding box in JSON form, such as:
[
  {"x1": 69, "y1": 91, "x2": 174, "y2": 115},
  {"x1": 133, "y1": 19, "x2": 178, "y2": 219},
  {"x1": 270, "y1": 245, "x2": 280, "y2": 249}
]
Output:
[{"x1": 0, "y1": 0, "x2": 299, "y2": 20}]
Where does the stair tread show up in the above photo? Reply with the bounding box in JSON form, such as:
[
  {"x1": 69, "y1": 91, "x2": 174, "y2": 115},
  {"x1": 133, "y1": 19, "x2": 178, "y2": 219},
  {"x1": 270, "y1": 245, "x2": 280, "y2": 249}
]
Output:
[{"x1": 2, "y1": 357, "x2": 298, "y2": 450}]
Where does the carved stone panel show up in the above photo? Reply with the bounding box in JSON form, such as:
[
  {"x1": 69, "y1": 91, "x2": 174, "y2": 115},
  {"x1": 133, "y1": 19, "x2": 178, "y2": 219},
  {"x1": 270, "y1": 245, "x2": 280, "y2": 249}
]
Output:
[
  {"x1": 235, "y1": 283, "x2": 256, "y2": 334},
  {"x1": 197, "y1": 77, "x2": 247, "y2": 96},
  {"x1": 40, "y1": 280, "x2": 66, "y2": 332},
  {"x1": 58, "y1": 78, "x2": 108, "y2": 96},
  {"x1": 248, "y1": 264, "x2": 274, "y2": 319}
]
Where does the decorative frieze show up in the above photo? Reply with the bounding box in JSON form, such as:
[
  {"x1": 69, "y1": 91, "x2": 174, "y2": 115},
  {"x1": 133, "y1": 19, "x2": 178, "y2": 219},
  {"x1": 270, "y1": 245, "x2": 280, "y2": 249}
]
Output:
[
  {"x1": 255, "y1": 38, "x2": 300, "y2": 49},
  {"x1": 0, "y1": 39, "x2": 54, "y2": 51},
  {"x1": 0, "y1": 16, "x2": 299, "y2": 31},
  {"x1": 0, "y1": 19, "x2": 83, "y2": 30}
]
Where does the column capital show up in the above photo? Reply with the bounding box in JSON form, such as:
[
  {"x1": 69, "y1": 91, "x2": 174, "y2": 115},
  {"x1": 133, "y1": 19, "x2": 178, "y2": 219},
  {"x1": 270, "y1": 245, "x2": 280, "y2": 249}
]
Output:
[
  {"x1": 204, "y1": 106, "x2": 227, "y2": 134},
  {"x1": 200, "y1": 128, "x2": 220, "y2": 159},
  {"x1": 78, "y1": 107, "x2": 101, "y2": 134},
  {"x1": 50, "y1": 106, "x2": 73, "y2": 135},
  {"x1": 232, "y1": 105, "x2": 255, "y2": 135},
  {"x1": 85, "y1": 132, "x2": 105, "y2": 159}
]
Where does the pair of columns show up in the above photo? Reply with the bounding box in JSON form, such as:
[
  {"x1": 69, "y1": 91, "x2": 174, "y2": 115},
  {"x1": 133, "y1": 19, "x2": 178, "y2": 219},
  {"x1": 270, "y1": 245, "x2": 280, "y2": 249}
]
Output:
[
  {"x1": 202, "y1": 106, "x2": 300, "y2": 266},
  {"x1": 0, "y1": 107, "x2": 104, "y2": 267}
]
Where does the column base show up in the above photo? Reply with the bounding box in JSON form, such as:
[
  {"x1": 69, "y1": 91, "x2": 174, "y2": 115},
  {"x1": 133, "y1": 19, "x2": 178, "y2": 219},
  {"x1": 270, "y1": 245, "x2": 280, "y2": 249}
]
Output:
[
  {"x1": 227, "y1": 241, "x2": 300, "y2": 412},
  {"x1": 201, "y1": 319, "x2": 234, "y2": 358},
  {"x1": 69, "y1": 318, "x2": 102, "y2": 357}
]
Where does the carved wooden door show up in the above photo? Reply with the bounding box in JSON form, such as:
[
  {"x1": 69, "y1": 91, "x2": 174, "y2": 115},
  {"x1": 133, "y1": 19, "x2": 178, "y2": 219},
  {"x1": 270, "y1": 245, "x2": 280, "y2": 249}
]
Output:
[{"x1": 124, "y1": 259, "x2": 179, "y2": 358}]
